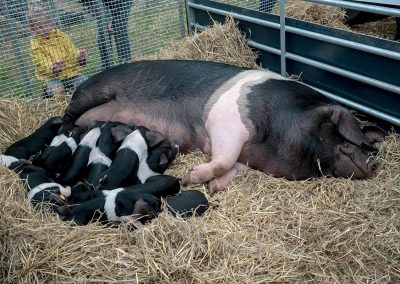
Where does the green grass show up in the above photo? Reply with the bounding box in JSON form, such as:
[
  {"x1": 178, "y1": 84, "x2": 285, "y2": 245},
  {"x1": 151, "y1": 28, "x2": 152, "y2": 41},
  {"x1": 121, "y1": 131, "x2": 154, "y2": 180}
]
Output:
[{"x1": 0, "y1": 2, "x2": 185, "y2": 98}]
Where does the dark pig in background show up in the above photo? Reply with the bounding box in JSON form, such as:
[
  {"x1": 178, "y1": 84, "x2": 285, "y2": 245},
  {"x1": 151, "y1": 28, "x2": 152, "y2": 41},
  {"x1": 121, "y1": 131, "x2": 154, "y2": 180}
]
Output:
[
  {"x1": 63, "y1": 60, "x2": 385, "y2": 195},
  {"x1": 345, "y1": 7, "x2": 399, "y2": 41}
]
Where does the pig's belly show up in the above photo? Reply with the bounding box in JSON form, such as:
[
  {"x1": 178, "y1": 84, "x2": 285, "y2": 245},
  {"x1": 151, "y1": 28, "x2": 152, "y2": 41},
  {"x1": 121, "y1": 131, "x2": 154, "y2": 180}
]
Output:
[{"x1": 75, "y1": 101, "x2": 206, "y2": 153}]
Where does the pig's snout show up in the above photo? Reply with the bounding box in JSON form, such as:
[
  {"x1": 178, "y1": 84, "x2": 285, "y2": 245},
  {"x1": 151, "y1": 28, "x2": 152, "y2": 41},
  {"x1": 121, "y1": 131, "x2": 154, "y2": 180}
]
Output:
[{"x1": 333, "y1": 143, "x2": 377, "y2": 179}]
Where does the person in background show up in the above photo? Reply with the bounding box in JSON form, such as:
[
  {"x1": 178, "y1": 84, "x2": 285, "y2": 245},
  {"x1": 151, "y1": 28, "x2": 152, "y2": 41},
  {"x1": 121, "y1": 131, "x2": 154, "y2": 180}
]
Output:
[
  {"x1": 28, "y1": 9, "x2": 88, "y2": 97},
  {"x1": 105, "y1": 0, "x2": 133, "y2": 63},
  {"x1": 78, "y1": 0, "x2": 133, "y2": 70},
  {"x1": 259, "y1": 0, "x2": 277, "y2": 13}
]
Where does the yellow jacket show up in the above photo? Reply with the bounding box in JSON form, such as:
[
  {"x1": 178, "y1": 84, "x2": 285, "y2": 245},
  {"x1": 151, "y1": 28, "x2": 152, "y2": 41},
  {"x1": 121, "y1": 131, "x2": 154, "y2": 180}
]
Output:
[{"x1": 30, "y1": 28, "x2": 84, "y2": 82}]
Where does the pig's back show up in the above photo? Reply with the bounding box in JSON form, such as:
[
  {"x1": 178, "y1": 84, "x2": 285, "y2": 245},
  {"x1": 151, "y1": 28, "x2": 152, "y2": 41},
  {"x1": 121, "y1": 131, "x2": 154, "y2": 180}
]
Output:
[{"x1": 70, "y1": 60, "x2": 248, "y2": 151}]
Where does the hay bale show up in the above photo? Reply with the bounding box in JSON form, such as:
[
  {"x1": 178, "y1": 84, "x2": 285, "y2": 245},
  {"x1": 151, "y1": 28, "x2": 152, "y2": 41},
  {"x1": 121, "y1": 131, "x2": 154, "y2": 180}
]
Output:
[
  {"x1": 149, "y1": 17, "x2": 259, "y2": 69},
  {"x1": 1, "y1": 21, "x2": 400, "y2": 283},
  {"x1": 286, "y1": 0, "x2": 350, "y2": 30}
]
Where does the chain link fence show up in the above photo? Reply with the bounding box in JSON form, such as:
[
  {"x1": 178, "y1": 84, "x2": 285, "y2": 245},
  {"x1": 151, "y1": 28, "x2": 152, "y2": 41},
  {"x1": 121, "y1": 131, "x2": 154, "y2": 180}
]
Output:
[{"x1": 0, "y1": 0, "x2": 186, "y2": 99}]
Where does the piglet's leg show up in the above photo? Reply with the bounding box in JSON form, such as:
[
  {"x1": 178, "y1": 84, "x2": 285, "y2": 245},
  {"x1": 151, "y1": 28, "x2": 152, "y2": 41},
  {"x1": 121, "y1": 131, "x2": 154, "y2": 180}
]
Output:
[{"x1": 208, "y1": 163, "x2": 248, "y2": 195}]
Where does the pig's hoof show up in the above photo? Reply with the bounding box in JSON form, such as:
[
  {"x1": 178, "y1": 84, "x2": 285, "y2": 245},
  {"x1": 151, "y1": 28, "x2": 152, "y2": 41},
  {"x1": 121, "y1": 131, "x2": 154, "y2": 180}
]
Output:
[
  {"x1": 208, "y1": 179, "x2": 226, "y2": 196},
  {"x1": 181, "y1": 169, "x2": 206, "y2": 185},
  {"x1": 181, "y1": 170, "x2": 193, "y2": 185}
]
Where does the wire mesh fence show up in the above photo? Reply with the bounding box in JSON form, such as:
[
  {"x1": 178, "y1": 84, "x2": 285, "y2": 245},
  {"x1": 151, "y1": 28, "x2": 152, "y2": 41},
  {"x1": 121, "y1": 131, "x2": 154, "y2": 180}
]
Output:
[
  {"x1": 0, "y1": 0, "x2": 186, "y2": 99},
  {"x1": 0, "y1": 0, "x2": 398, "y2": 99}
]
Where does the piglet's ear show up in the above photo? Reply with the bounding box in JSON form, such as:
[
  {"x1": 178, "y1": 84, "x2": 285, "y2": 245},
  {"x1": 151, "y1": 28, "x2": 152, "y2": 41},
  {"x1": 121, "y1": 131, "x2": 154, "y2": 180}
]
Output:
[
  {"x1": 145, "y1": 131, "x2": 166, "y2": 148},
  {"x1": 329, "y1": 106, "x2": 370, "y2": 146},
  {"x1": 133, "y1": 199, "x2": 152, "y2": 217},
  {"x1": 159, "y1": 153, "x2": 169, "y2": 168},
  {"x1": 52, "y1": 117, "x2": 64, "y2": 125},
  {"x1": 111, "y1": 124, "x2": 133, "y2": 143}
]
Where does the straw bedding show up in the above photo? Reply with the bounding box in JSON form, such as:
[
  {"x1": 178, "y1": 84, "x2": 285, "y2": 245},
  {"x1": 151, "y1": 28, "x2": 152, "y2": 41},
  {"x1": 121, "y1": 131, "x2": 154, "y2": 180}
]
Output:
[
  {"x1": 1, "y1": 19, "x2": 399, "y2": 283},
  {"x1": 286, "y1": 0, "x2": 398, "y2": 40}
]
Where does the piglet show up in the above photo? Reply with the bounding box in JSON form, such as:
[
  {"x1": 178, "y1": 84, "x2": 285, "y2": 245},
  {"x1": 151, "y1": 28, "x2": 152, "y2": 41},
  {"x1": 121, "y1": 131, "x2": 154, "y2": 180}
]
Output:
[
  {"x1": 60, "y1": 121, "x2": 104, "y2": 185},
  {"x1": 3, "y1": 116, "x2": 63, "y2": 160},
  {"x1": 65, "y1": 188, "x2": 160, "y2": 227},
  {"x1": 137, "y1": 145, "x2": 179, "y2": 183},
  {"x1": 165, "y1": 190, "x2": 209, "y2": 217},
  {"x1": 33, "y1": 126, "x2": 82, "y2": 176},
  {"x1": 0, "y1": 154, "x2": 24, "y2": 170},
  {"x1": 96, "y1": 127, "x2": 167, "y2": 190},
  {"x1": 18, "y1": 163, "x2": 71, "y2": 208},
  {"x1": 85, "y1": 122, "x2": 133, "y2": 186}
]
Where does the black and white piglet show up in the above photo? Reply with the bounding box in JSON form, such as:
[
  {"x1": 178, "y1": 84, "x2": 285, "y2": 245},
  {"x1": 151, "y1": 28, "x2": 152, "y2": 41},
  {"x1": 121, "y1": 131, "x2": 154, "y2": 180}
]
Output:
[
  {"x1": 60, "y1": 121, "x2": 105, "y2": 185},
  {"x1": 65, "y1": 187, "x2": 161, "y2": 227},
  {"x1": 18, "y1": 163, "x2": 71, "y2": 207},
  {"x1": 33, "y1": 126, "x2": 82, "y2": 175},
  {"x1": 85, "y1": 122, "x2": 133, "y2": 186},
  {"x1": 96, "y1": 126, "x2": 175, "y2": 190},
  {"x1": 3, "y1": 116, "x2": 63, "y2": 160}
]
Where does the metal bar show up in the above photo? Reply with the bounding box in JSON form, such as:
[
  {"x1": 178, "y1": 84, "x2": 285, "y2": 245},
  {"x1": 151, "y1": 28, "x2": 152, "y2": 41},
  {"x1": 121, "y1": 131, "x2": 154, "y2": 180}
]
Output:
[
  {"x1": 186, "y1": 1, "x2": 195, "y2": 34},
  {"x1": 187, "y1": 2, "x2": 281, "y2": 29},
  {"x1": 345, "y1": 0, "x2": 399, "y2": 6},
  {"x1": 178, "y1": 0, "x2": 186, "y2": 37},
  {"x1": 279, "y1": 0, "x2": 286, "y2": 76},
  {"x1": 306, "y1": 84, "x2": 400, "y2": 126},
  {"x1": 306, "y1": 0, "x2": 400, "y2": 17},
  {"x1": 285, "y1": 26, "x2": 400, "y2": 61},
  {"x1": 286, "y1": 52, "x2": 400, "y2": 94},
  {"x1": 247, "y1": 39, "x2": 281, "y2": 55},
  {"x1": 188, "y1": 1, "x2": 400, "y2": 61}
]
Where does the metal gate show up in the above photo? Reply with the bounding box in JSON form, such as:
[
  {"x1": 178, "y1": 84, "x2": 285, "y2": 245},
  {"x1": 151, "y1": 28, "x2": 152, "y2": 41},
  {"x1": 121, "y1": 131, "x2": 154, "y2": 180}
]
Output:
[{"x1": 186, "y1": 0, "x2": 400, "y2": 126}]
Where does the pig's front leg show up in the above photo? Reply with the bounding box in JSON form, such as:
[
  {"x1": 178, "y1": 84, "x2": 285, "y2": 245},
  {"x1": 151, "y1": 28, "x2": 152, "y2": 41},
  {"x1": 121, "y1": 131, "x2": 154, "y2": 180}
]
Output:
[
  {"x1": 182, "y1": 116, "x2": 249, "y2": 185},
  {"x1": 208, "y1": 163, "x2": 248, "y2": 195}
]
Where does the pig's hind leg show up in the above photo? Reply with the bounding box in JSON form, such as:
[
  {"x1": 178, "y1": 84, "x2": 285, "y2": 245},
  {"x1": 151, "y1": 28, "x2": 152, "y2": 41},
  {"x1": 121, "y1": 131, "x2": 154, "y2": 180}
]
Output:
[{"x1": 64, "y1": 87, "x2": 115, "y2": 123}]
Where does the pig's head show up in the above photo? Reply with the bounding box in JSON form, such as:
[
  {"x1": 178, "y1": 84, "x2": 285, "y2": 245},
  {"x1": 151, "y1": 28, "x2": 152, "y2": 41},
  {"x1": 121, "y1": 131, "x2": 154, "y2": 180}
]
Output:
[
  {"x1": 251, "y1": 105, "x2": 385, "y2": 180},
  {"x1": 289, "y1": 105, "x2": 385, "y2": 179}
]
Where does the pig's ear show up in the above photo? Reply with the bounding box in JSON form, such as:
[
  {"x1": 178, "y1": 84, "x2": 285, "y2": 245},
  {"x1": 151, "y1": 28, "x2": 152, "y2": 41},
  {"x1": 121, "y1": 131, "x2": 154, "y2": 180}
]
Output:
[
  {"x1": 89, "y1": 120, "x2": 105, "y2": 129},
  {"x1": 52, "y1": 117, "x2": 64, "y2": 125},
  {"x1": 145, "y1": 131, "x2": 166, "y2": 148},
  {"x1": 159, "y1": 153, "x2": 169, "y2": 168},
  {"x1": 360, "y1": 123, "x2": 386, "y2": 144},
  {"x1": 111, "y1": 125, "x2": 133, "y2": 143},
  {"x1": 329, "y1": 106, "x2": 370, "y2": 146},
  {"x1": 71, "y1": 126, "x2": 82, "y2": 138}
]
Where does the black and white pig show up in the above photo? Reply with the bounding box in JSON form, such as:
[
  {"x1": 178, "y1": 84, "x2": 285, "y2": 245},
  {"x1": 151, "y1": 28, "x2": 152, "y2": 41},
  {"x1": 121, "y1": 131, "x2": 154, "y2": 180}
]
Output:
[{"x1": 63, "y1": 60, "x2": 385, "y2": 195}]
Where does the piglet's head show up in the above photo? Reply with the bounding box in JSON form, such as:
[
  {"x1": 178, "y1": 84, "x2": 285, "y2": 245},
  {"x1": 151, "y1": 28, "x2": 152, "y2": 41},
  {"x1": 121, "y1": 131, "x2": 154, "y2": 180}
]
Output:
[{"x1": 304, "y1": 105, "x2": 385, "y2": 179}]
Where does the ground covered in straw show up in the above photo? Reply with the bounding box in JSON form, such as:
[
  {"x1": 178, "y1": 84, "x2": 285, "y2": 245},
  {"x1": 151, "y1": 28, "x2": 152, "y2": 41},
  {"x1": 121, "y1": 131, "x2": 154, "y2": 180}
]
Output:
[{"x1": 1, "y1": 20, "x2": 399, "y2": 283}]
